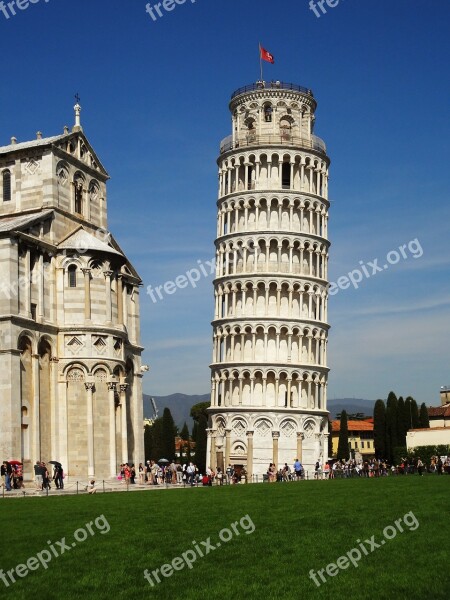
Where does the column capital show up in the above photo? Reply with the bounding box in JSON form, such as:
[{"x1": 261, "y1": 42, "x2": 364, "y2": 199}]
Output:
[
  {"x1": 50, "y1": 357, "x2": 59, "y2": 363},
  {"x1": 104, "y1": 270, "x2": 113, "y2": 279},
  {"x1": 272, "y1": 431, "x2": 280, "y2": 439},
  {"x1": 82, "y1": 268, "x2": 91, "y2": 275},
  {"x1": 119, "y1": 383, "x2": 129, "y2": 393},
  {"x1": 224, "y1": 428, "x2": 232, "y2": 436},
  {"x1": 107, "y1": 382, "x2": 117, "y2": 391},
  {"x1": 246, "y1": 430, "x2": 254, "y2": 438},
  {"x1": 297, "y1": 432, "x2": 304, "y2": 440},
  {"x1": 85, "y1": 382, "x2": 95, "y2": 391}
]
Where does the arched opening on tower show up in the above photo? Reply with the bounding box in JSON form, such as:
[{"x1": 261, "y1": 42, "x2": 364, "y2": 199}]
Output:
[{"x1": 282, "y1": 162, "x2": 291, "y2": 190}]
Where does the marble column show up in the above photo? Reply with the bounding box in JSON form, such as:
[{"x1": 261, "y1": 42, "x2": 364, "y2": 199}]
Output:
[
  {"x1": 85, "y1": 382, "x2": 95, "y2": 478},
  {"x1": 224, "y1": 428, "x2": 231, "y2": 469},
  {"x1": 297, "y1": 432, "x2": 304, "y2": 463},
  {"x1": 120, "y1": 383, "x2": 129, "y2": 463},
  {"x1": 272, "y1": 431, "x2": 280, "y2": 469},
  {"x1": 108, "y1": 382, "x2": 117, "y2": 477},
  {"x1": 246, "y1": 430, "x2": 254, "y2": 480},
  {"x1": 104, "y1": 270, "x2": 113, "y2": 324},
  {"x1": 82, "y1": 268, "x2": 91, "y2": 321}
]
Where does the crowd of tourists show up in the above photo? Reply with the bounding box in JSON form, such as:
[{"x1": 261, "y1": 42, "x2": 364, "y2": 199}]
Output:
[
  {"x1": 1, "y1": 460, "x2": 64, "y2": 492},
  {"x1": 118, "y1": 461, "x2": 221, "y2": 486},
  {"x1": 305, "y1": 456, "x2": 450, "y2": 479}
]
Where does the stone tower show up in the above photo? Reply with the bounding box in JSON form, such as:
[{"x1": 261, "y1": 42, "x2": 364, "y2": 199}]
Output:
[
  {"x1": 207, "y1": 81, "x2": 331, "y2": 478},
  {"x1": 0, "y1": 104, "x2": 145, "y2": 480}
]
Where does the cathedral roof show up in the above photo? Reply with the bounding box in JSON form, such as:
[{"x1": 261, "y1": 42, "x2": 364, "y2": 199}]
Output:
[
  {"x1": 58, "y1": 226, "x2": 124, "y2": 257},
  {"x1": 0, "y1": 135, "x2": 67, "y2": 155},
  {"x1": 0, "y1": 209, "x2": 53, "y2": 233}
]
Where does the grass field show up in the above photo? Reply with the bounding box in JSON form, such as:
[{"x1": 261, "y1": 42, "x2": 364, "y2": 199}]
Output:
[{"x1": 0, "y1": 477, "x2": 449, "y2": 600}]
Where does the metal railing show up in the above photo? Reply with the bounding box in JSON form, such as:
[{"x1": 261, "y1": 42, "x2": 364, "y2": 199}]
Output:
[
  {"x1": 231, "y1": 82, "x2": 313, "y2": 100},
  {"x1": 220, "y1": 133, "x2": 327, "y2": 155}
]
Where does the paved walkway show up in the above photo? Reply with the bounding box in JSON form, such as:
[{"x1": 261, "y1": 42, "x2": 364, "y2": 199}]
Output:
[{"x1": 0, "y1": 480, "x2": 208, "y2": 499}]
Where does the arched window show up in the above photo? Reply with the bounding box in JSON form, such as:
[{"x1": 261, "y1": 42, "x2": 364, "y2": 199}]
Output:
[
  {"x1": 68, "y1": 265, "x2": 77, "y2": 288},
  {"x1": 3, "y1": 169, "x2": 11, "y2": 201},
  {"x1": 74, "y1": 173, "x2": 84, "y2": 215},
  {"x1": 282, "y1": 162, "x2": 291, "y2": 189},
  {"x1": 264, "y1": 104, "x2": 273, "y2": 123}
]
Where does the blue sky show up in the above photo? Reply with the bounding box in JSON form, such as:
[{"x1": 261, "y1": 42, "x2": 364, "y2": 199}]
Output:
[{"x1": 1, "y1": 0, "x2": 449, "y2": 403}]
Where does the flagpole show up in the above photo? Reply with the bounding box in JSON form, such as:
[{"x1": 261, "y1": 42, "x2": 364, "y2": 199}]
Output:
[{"x1": 259, "y1": 42, "x2": 263, "y2": 81}]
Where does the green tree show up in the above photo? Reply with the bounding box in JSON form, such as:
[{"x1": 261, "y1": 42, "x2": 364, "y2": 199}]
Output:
[
  {"x1": 386, "y1": 392, "x2": 398, "y2": 463},
  {"x1": 161, "y1": 408, "x2": 176, "y2": 460},
  {"x1": 419, "y1": 403, "x2": 430, "y2": 428},
  {"x1": 144, "y1": 418, "x2": 164, "y2": 461},
  {"x1": 373, "y1": 399, "x2": 386, "y2": 459},
  {"x1": 190, "y1": 401, "x2": 210, "y2": 472},
  {"x1": 180, "y1": 422, "x2": 189, "y2": 441},
  {"x1": 410, "y1": 398, "x2": 420, "y2": 429},
  {"x1": 190, "y1": 402, "x2": 210, "y2": 422},
  {"x1": 194, "y1": 414, "x2": 208, "y2": 472},
  {"x1": 179, "y1": 422, "x2": 191, "y2": 464},
  {"x1": 405, "y1": 397, "x2": 413, "y2": 430},
  {"x1": 337, "y1": 410, "x2": 349, "y2": 461},
  {"x1": 397, "y1": 396, "x2": 408, "y2": 447}
]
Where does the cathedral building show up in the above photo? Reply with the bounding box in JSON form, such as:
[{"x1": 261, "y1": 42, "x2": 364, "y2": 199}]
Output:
[
  {"x1": 207, "y1": 81, "x2": 331, "y2": 477},
  {"x1": 0, "y1": 103, "x2": 145, "y2": 480}
]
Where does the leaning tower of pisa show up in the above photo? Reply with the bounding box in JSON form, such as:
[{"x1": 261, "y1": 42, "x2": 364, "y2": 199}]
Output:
[{"x1": 206, "y1": 81, "x2": 331, "y2": 478}]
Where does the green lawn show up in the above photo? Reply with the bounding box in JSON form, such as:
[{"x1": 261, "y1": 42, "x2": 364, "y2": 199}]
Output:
[{"x1": 0, "y1": 477, "x2": 449, "y2": 600}]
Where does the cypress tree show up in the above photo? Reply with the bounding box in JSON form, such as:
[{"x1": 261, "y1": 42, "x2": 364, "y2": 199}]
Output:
[
  {"x1": 386, "y1": 392, "x2": 398, "y2": 463},
  {"x1": 419, "y1": 403, "x2": 430, "y2": 428},
  {"x1": 397, "y1": 396, "x2": 407, "y2": 447},
  {"x1": 405, "y1": 397, "x2": 413, "y2": 430},
  {"x1": 180, "y1": 422, "x2": 189, "y2": 441},
  {"x1": 337, "y1": 410, "x2": 349, "y2": 461},
  {"x1": 373, "y1": 399, "x2": 386, "y2": 458},
  {"x1": 161, "y1": 408, "x2": 176, "y2": 460},
  {"x1": 410, "y1": 398, "x2": 420, "y2": 429},
  {"x1": 180, "y1": 422, "x2": 190, "y2": 464},
  {"x1": 146, "y1": 418, "x2": 164, "y2": 461},
  {"x1": 195, "y1": 414, "x2": 208, "y2": 472}
]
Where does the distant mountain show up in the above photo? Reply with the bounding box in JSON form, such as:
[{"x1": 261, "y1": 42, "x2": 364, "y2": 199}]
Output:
[
  {"x1": 144, "y1": 393, "x2": 375, "y2": 430},
  {"x1": 327, "y1": 398, "x2": 375, "y2": 419},
  {"x1": 143, "y1": 393, "x2": 210, "y2": 430}
]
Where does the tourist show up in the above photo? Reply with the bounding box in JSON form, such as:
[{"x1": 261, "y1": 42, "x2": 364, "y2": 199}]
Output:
[
  {"x1": 226, "y1": 464, "x2": 233, "y2": 484},
  {"x1": 42, "y1": 463, "x2": 51, "y2": 490},
  {"x1": 124, "y1": 463, "x2": 131, "y2": 484},
  {"x1": 130, "y1": 464, "x2": 136, "y2": 484},
  {"x1": 34, "y1": 461, "x2": 43, "y2": 490},
  {"x1": 314, "y1": 461, "x2": 321, "y2": 480},
  {"x1": 417, "y1": 457, "x2": 424, "y2": 476},
  {"x1": 293, "y1": 458, "x2": 303, "y2": 480},
  {"x1": 87, "y1": 479, "x2": 97, "y2": 494},
  {"x1": 323, "y1": 462, "x2": 330, "y2": 479},
  {"x1": 3, "y1": 462, "x2": 12, "y2": 491},
  {"x1": 138, "y1": 463, "x2": 146, "y2": 484},
  {"x1": 216, "y1": 468, "x2": 223, "y2": 485},
  {"x1": 282, "y1": 463, "x2": 291, "y2": 481},
  {"x1": 187, "y1": 462, "x2": 196, "y2": 486},
  {"x1": 176, "y1": 463, "x2": 183, "y2": 484},
  {"x1": 53, "y1": 464, "x2": 64, "y2": 489},
  {"x1": 267, "y1": 463, "x2": 276, "y2": 483}
]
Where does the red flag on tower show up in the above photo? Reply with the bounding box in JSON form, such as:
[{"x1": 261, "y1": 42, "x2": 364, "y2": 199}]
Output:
[{"x1": 260, "y1": 45, "x2": 275, "y2": 64}]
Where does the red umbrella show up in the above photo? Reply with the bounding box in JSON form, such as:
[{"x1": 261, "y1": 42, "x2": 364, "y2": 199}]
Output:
[{"x1": 8, "y1": 460, "x2": 22, "y2": 465}]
